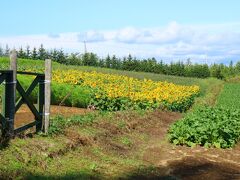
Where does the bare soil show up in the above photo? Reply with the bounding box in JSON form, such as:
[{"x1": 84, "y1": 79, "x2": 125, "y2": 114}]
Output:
[
  {"x1": 14, "y1": 104, "x2": 91, "y2": 128},
  {"x1": 119, "y1": 111, "x2": 240, "y2": 180}
]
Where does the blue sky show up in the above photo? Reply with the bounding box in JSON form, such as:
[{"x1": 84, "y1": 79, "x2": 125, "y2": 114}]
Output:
[{"x1": 1, "y1": 0, "x2": 240, "y2": 63}]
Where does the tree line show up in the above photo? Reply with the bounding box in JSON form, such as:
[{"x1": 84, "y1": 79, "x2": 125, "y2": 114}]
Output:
[{"x1": 0, "y1": 44, "x2": 240, "y2": 79}]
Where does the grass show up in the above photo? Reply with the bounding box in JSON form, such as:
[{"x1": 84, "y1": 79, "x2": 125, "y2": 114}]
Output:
[
  {"x1": 0, "y1": 110, "x2": 164, "y2": 179},
  {"x1": 191, "y1": 78, "x2": 224, "y2": 109},
  {"x1": 216, "y1": 83, "x2": 240, "y2": 109},
  {"x1": 0, "y1": 57, "x2": 59, "y2": 71},
  {"x1": 48, "y1": 113, "x2": 98, "y2": 135}
]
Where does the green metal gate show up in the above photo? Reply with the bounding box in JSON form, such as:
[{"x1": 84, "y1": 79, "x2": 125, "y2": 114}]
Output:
[{"x1": 0, "y1": 70, "x2": 15, "y2": 138}]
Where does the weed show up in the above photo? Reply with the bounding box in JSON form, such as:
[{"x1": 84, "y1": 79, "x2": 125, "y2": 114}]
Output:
[
  {"x1": 48, "y1": 113, "x2": 97, "y2": 135},
  {"x1": 120, "y1": 137, "x2": 132, "y2": 147},
  {"x1": 117, "y1": 121, "x2": 127, "y2": 129}
]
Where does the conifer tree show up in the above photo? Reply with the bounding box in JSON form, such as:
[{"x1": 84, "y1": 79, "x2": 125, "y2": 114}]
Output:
[
  {"x1": 0, "y1": 46, "x2": 3, "y2": 56},
  {"x1": 235, "y1": 61, "x2": 240, "y2": 73},
  {"x1": 105, "y1": 54, "x2": 111, "y2": 68},
  {"x1": 89, "y1": 53, "x2": 98, "y2": 66},
  {"x1": 38, "y1": 44, "x2": 47, "y2": 60},
  {"x1": 32, "y1": 47, "x2": 38, "y2": 60},
  {"x1": 111, "y1": 55, "x2": 118, "y2": 69},
  {"x1": 229, "y1": 60, "x2": 234, "y2": 76},
  {"x1": 57, "y1": 49, "x2": 66, "y2": 64},
  {"x1": 26, "y1": 45, "x2": 31, "y2": 59},
  {"x1": 4, "y1": 44, "x2": 10, "y2": 57},
  {"x1": 18, "y1": 47, "x2": 26, "y2": 58},
  {"x1": 50, "y1": 49, "x2": 58, "y2": 61},
  {"x1": 98, "y1": 58, "x2": 105, "y2": 67}
]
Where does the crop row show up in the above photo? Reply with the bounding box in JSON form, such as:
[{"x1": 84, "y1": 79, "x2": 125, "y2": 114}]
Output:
[
  {"x1": 0, "y1": 63, "x2": 200, "y2": 112},
  {"x1": 168, "y1": 106, "x2": 240, "y2": 148},
  {"x1": 52, "y1": 69, "x2": 200, "y2": 111}
]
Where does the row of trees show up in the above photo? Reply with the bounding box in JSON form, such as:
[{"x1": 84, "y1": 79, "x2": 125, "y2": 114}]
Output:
[{"x1": 0, "y1": 44, "x2": 240, "y2": 79}]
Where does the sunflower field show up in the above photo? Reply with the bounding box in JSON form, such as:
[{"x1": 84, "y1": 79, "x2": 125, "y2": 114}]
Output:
[{"x1": 52, "y1": 69, "x2": 200, "y2": 112}]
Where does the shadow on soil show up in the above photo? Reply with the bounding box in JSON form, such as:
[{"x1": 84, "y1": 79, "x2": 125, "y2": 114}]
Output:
[
  {"x1": 0, "y1": 133, "x2": 11, "y2": 150},
  {"x1": 16, "y1": 157, "x2": 240, "y2": 180},
  {"x1": 124, "y1": 156, "x2": 240, "y2": 180}
]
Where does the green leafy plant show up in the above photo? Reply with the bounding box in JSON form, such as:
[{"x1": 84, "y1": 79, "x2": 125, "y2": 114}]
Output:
[
  {"x1": 90, "y1": 90, "x2": 198, "y2": 112},
  {"x1": 168, "y1": 106, "x2": 240, "y2": 148}
]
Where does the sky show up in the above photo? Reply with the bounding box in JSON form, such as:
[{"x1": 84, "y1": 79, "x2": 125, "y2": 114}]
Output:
[{"x1": 0, "y1": 0, "x2": 240, "y2": 63}]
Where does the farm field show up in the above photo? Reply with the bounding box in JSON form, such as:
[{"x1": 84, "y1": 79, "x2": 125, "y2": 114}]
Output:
[
  {"x1": 0, "y1": 57, "x2": 219, "y2": 94},
  {"x1": 168, "y1": 82, "x2": 240, "y2": 149},
  {"x1": 216, "y1": 83, "x2": 240, "y2": 109},
  {"x1": 1, "y1": 0, "x2": 240, "y2": 179},
  {"x1": 0, "y1": 58, "x2": 212, "y2": 112},
  {"x1": 0, "y1": 57, "x2": 240, "y2": 179}
]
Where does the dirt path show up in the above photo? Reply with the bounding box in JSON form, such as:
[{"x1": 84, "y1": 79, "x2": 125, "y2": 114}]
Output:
[
  {"x1": 14, "y1": 104, "x2": 90, "y2": 128},
  {"x1": 140, "y1": 136, "x2": 240, "y2": 179},
  {"x1": 133, "y1": 111, "x2": 240, "y2": 180},
  {"x1": 80, "y1": 110, "x2": 240, "y2": 179}
]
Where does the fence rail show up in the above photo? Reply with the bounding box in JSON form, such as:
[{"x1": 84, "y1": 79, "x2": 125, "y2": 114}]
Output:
[{"x1": 0, "y1": 50, "x2": 51, "y2": 139}]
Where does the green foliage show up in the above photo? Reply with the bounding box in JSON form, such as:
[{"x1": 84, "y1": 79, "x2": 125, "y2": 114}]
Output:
[
  {"x1": 4, "y1": 45, "x2": 10, "y2": 57},
  {"x1": 38, "y1": 44, "x2": 47, "y2": 60},
  {"x1": 90, "y1": 93, "x2": 135, "y2": 111},
  {"x1": 191, "y1": 78, "x2": 224, "y2": 109},
  {"x1": 17, "y1": 75, "x2": 39, "y2": 102},
  {"x1": 185, "y1": 64, "x2": 210, "y2": 78},
  {"x1": 0, "y1": 76, "x2": 93, "y2": 108},
  {"x1": 18, "y1": 47, "x2": 26, "y2": 59},
  {"x1": 0, "y1": 75, "x2": 39, "y2": 104},
  {"x1": 226, "y1": 75, "x2": 240, "y2": 83},
  {"x1": 51, "y1": 83, "x2": 93, "y2": 107},
  {"x1": 90, "y1": 88, "x2": 198, "y2": 112},
  {"x1": 216, "y1": 83, "x2": 240, "y2": 109},
  {"x1": 81, "y1": 52, "x2": 98, "y2": 66},
  {"x1": 0, "y1": 46, "x2": 3, "y2": 56},
  {"x1": 163, "y1": 96, "x2": 196, "y2": 112},
  {"x1": 31, "y1": 47, "x2": 38, "y2": 60},
  {"x1": 168, "y1": 106, "x2": 240, "y2": 148}
]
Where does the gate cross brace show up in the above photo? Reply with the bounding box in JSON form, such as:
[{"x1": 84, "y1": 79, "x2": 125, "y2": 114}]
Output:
[
  {"x1": 0, "y1": 114, "x2": 5, "y2": 125},
  {"x1": 0, "y1": 74, "x2": 6, "y2": 84},
  {"x1": 15, "y1": 76, "x2": 40, "y2": 112},
  {"x1": 16, "y1": 79, "x2": 42, "y2": 121}
]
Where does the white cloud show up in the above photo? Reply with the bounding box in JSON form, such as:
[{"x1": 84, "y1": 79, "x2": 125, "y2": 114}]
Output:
[
  {"x1": 0, "y1": 21, "x2": 240, "y2": 63},
  {"x1": 78, "y1": 31, "x2": 105, "y2": 42}
]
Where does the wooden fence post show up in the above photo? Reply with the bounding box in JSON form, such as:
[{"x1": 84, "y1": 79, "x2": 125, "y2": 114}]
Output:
[
  {"x1": 3, "y1": 49, "x2": 17, "y2": 137},
  {"x1": 37, "y1": 75, "x2": 44, "y2": 132},
  {"x1": 10, "y1": 49, "x2": 17, "y2": 102},
  {"x1": 43, "y1": 59, "x2": 51, "y2": 133},
  {"x1": 2, "y1": 71, "x2": 15, "y2": 138}
]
